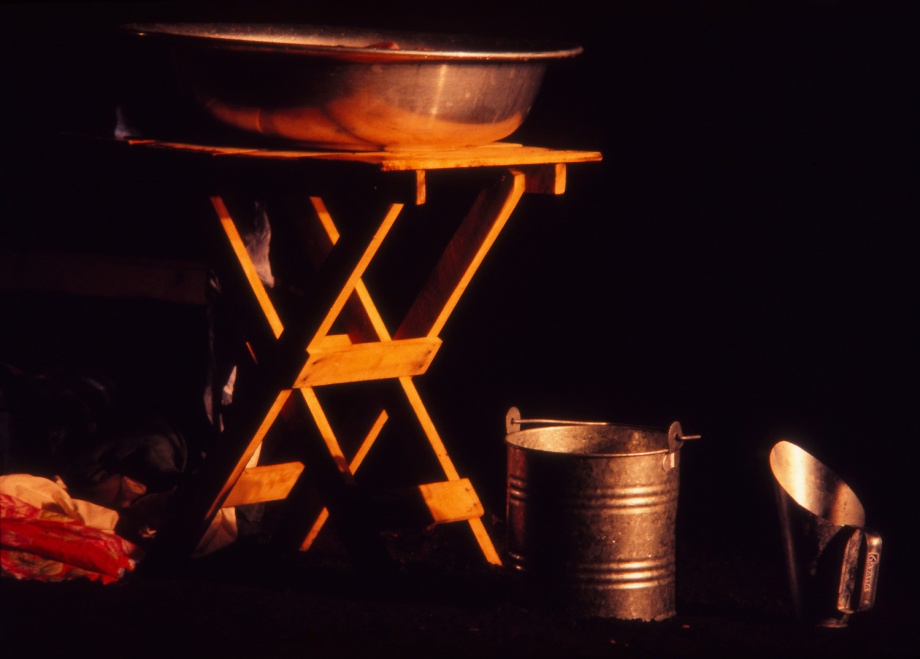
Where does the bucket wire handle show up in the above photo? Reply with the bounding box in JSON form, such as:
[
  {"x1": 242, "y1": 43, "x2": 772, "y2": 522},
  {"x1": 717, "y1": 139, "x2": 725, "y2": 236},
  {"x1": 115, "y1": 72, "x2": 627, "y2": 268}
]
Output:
[
  {"x1": 505, "y1": 408, "x2": 702, "y2": 447},
  {"x1": 505, "y1": 407, "x2": 609, "y2": 434}
]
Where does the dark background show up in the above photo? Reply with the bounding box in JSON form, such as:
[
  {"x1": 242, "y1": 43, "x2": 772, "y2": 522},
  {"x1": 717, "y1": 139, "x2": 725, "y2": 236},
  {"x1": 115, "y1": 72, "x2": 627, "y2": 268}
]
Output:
[{"x1": 1, "y1": 1, "x2": 918, "y2": 657}]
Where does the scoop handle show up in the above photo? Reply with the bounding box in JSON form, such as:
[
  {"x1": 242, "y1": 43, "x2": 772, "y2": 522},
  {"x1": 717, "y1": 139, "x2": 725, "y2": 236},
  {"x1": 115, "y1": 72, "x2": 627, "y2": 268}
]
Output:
[
  {"x1": 857, "y1": 530, "x2": 882, "y2": 612},
  {"x1": 836, "y1": 528, "x2": 882, "y2": 614}
]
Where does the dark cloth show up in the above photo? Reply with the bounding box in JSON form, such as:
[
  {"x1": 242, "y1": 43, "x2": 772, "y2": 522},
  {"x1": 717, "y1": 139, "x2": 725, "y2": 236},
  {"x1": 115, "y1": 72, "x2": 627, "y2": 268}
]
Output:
[{"x1": 0, "y1": 365, "x2": 188, "y2": 498}]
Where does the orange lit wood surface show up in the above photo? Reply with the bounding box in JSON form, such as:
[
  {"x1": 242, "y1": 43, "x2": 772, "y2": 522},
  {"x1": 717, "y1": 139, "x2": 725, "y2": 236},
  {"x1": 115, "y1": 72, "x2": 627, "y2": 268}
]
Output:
[
  {"x1": 222, "y1": 461, "x2": 305, "y2": 508},
  {"x1": 126, "y1": 139, "x2": 603, "y2": 171},
  {"x1": 127, "y1": 140, "x2": 601, "y2": 204},
  {"x1": 417, "y1": 478, "x2": 485, "y2": 524},
  {"x1": 294, "y1": 335, "x2": 441, "y2": 387}
]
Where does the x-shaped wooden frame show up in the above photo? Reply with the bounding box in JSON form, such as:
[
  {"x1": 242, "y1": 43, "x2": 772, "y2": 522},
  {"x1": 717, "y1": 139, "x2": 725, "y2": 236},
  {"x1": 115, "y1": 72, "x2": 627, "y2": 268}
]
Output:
[
  {"x1": 167, "y1": 169, "x2": 533, "y2": 566},
  {"x1": 119, "y1": 139, "x2": 602, "y2": 570}
]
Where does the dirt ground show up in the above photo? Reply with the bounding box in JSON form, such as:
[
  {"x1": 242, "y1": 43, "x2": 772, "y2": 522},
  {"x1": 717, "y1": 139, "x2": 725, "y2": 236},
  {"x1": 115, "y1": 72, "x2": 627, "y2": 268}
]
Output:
[{"x1": 3, "y1": 510, "x2": 917, "y2": 659}]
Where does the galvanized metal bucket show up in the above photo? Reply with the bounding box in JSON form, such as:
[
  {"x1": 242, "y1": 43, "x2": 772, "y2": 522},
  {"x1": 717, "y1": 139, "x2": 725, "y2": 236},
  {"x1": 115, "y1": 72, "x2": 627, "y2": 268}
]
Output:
[{"x1": 504, "y1": 407, "x2": 698, "y2": 621}]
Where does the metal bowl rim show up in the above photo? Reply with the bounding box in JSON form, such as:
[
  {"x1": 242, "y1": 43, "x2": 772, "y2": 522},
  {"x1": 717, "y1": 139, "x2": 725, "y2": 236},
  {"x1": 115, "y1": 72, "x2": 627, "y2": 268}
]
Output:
[{"x1": 123, "y1": 22, "x2": 584, "y2": 62}]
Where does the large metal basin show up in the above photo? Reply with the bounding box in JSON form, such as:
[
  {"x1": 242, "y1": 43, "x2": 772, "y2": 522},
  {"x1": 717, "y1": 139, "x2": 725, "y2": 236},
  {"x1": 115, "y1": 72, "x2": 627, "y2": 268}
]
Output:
[{"x1": 123, "y1": 23, "x2": 582, "y2": 150}]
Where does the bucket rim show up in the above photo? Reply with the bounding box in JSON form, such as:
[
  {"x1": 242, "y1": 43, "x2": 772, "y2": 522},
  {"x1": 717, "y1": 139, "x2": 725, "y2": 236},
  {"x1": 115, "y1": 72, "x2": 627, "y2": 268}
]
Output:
[
  {"x1": 504, "y1": 439, "x2": 672, "y2": 458},
  {"x1": 505, "y1": 422, "x2": 674, "y2": 457},
  {"x1": 504, "y1": 410, "x2": 696, "y2": 457}
]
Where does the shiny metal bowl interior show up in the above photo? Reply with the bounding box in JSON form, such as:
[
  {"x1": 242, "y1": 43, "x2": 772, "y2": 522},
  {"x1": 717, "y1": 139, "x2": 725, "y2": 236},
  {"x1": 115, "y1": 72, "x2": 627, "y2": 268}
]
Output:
[
  {"x1": 123, "y1": 23, "x2": 583, "y2": 150},
  {"x1": 769, "y1": 440, "x2": 866, "y2": 528},
  {"x1": 506, "y1": 424, "x2": 669, "y2": 457}
]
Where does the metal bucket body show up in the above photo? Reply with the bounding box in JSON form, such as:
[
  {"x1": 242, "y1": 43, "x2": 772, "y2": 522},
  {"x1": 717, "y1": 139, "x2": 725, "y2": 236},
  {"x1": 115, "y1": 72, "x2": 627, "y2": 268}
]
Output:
[{"x1": 506, "y1": 419, "x2": 682, "y2": 621}]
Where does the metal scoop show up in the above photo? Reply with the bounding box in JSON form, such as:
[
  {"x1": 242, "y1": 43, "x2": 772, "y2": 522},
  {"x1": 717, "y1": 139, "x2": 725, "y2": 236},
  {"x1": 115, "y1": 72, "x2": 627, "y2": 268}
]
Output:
[{"x1": 769, "y1": 440, "x2": 881, "y2": 627}]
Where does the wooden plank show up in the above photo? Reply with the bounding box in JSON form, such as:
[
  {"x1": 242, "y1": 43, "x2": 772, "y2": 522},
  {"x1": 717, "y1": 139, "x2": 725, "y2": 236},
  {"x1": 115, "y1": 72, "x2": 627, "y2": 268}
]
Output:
[
  {"x1": 524, "y1": 163, "x2": 567, "y2": 195},
  {"x1": 272, "y1": 389, "x2": 393, "y2": 569},
  {"x1": 203, "y1": 390, "x2": 293, "y2": 521},
  {"x1": 294, "y1": 335, "x2": 441, "y2": 387},
  {"x1": 299, "y1": 409, "x2": 388, "y2": 551},
  {"x1": 222, "y1": 461, "x2": 305, "y2": 508},
  {"x1": 414, "y1": 170, "x2": 426, "y2": 205},
  {"x1": 417, "y1": 479, "x2": 484, "y2": 524},
  {"x1": 373, "y1": 478, "x2": 483, "y2": 528},
  {"x1": 130, "y1": 139, "x2": 603, "y2": 170},
  {"x1": 467, "y1": 516, "x2": 503, "y2": 566},
  {"x1": 371, "y1": 146, "x2": 602, "y2": 172},
  {"x1": 150, "y1": 387, "x2": 293, "y2": 562},
  {"x1": 395, "y1": 170, "x2": 526, "y2": 339},
  {"x1": 0, "y1": 250, "x2": 209, "y2": 305},
  {"x1": 212, "y1": 196, "x2": 285, "y2": 339},
  {"x1": 308, "y1": 203, "x2": 403, "y2": 343},
  {"x1": 398, "y1": 377, "x2": 460, "y2": 481}
]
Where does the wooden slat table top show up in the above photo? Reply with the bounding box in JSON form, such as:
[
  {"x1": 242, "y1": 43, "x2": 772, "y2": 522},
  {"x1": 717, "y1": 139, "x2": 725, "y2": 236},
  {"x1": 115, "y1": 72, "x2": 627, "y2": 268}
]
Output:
[{"x1": 125, "y1": 139, "x2": 603, "y2": 171}]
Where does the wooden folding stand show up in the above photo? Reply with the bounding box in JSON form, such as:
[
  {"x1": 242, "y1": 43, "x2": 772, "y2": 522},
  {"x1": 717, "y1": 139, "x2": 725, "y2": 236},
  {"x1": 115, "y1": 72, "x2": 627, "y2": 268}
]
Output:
[{"x1": 138, "y1": 141, "x2": 602, "y2": 569}]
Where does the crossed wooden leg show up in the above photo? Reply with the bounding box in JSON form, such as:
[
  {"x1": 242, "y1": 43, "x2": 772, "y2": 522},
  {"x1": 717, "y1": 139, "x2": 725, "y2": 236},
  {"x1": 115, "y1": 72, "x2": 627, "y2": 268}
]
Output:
[{"x1": 152, "y1": 171, "x2": 527, "y2": 567}]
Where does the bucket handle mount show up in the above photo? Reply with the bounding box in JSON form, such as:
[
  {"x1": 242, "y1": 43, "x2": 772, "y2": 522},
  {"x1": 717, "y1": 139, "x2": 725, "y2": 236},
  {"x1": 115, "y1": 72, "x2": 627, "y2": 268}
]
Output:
[{"x1": 505, "y1": 407, "x2": 701, "y2": 455}]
